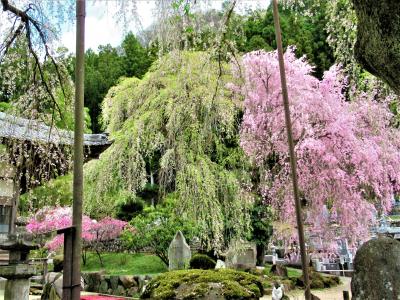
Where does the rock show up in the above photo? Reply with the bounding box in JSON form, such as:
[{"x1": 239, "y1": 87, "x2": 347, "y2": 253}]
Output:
[
  {"x1": 82, "y1": 271, "x2": 103, "y2": 292},
  {"x1": 119, "y1": 275, "x2": 136, "y2": 289},
  {"x1": 138, "y1": 275, "x2": 146, "y2": 291},
  {"x1": 226, "y1": 242, "x2": 257, "y2": 271},
  {"x1": 270, "y1": 264, "x2": 288, "y2": 278},
  {"x1": 168, "y1": 231, "x2": 192, "y2": 270},
  {"x1": 109, "y1": 276, "x2": 119, "y2": 290},
  {"x1": 351, "y1": 236, "x2": 400, "y2": 299},
  {"x1": 215, "y1": 259, "x2": 226, "y2": 269},
  {"x1": 98, "y1": 280, "x2": 108, "y2": 294},
  {"x1": 116, "y1": 285, "x2": 126, "y2": 296},
  {"x1": 127, "y1": 286, "x2": 139, "y2": 296},
  {"x1": 176, "y1": 282, "x2": 225, "y2": 300},
  {"x1": 141, "y1": 268, "x2": 264, "y2": 299},
  {"x1": 353, "y1": 0, "x2": 400, "y2": 94}
]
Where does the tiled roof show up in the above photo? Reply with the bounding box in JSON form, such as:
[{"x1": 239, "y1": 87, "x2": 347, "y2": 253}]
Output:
[{"x1": 0, "y1": 112, "x2": 110, "y2": 146}]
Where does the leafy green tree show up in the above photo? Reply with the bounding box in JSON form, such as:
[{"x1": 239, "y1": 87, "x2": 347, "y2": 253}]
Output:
[
  {"x1": 121, "y1": 32, "x2": 154, "y2": 78},
  {"x1": 121, "y1": 197, "x2": 197, "y2": 266},
  {"x1": 239, "y1": 4, "x2": 334, "y2": 78},
  {"x1": 68, "y1": 33, "x2": 154, "y2": 133},
  {"x1": 249, "y1": 199, "x2": 273, "y2": 266}
]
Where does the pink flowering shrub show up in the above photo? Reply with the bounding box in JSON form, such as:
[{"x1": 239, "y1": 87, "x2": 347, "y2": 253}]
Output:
[
  {"x1": 233, "y1": 48, "x2": 400, "y2": 246},
  {"x1": 27, "y1": 207, "x2": 127, "y2": 252}
]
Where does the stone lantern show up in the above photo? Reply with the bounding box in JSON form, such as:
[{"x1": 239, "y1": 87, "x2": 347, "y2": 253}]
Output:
[
  {"x1": 0, "y1": 161, "x2": 17, "y2": 239},
  {"x1": 0, "y1": 161, "x2": 37, "y2": 300}
]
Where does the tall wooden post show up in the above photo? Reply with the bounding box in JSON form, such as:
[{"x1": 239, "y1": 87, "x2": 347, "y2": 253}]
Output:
[
  {"x1": 271, "y1": 0, "x2": 311, "y2": 299},
  {"x1": 71, "y1": 0, "x2": 85, "y2": 299}
]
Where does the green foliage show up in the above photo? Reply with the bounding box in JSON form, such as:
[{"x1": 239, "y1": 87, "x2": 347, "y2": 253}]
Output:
[
  {"x1": 250, "y1": 198, "x2": 273, "y2": 247},
  {"x1": 115, "y1": 193, "x2": 145, "y2": 221},
  {"x1": 121, "y1": 197, "x2": 197, "y2": 266},
  {"x1": 68, "y1": 32, "x2": 154, "y2": 132},
  {"x1": 122, "y1": 32, "x2": 154, "y2": 79},
  {"x1": 101, "y1": 77, "x2": 140, "y2": 133},
  {"x1": 0, "y1": 102, "x2": 11, "y2": 112},
  {"x1": 19, "y1": 174, "x2": 72, "y2": 214},
  {"x1": 82, "y1": 252, "x2": 167, "y2": 275},
  {"x1": 141, "y1": 269, "x2": 264, "y2": 300},
  {"x1": 85, "y1": 51, "x2": 253, "y2": 252},
  {"x1": 238, "y1": 4, "x2": 334, "y2": 78},
  {"x1": 189, "y1": 254, "x2": 216, "y2": 270}
]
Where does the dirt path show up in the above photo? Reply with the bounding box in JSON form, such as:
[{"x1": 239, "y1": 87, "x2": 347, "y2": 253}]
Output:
[{"x1": 261, "y1": 277, "x2": 352, "y2": 300}]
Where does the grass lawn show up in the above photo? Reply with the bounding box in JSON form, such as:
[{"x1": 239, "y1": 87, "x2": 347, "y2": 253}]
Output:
[{"x1": 81, "y1": 252, "x2": 168, "y2": 275}]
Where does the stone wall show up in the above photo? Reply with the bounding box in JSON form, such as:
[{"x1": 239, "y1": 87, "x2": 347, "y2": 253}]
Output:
[{"x1": 82, "y1": 272, "x2": 154, "y2": 297}]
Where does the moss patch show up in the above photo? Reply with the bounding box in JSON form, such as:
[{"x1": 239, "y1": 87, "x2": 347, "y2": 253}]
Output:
[{"x1": 141, "y1": 269, "x2": 264, "y2": 299}]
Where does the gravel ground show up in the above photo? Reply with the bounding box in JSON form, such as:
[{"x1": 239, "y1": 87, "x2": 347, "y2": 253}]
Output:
[{"x1": 261, "y1": 276, "x2": 352, "y2": 300}]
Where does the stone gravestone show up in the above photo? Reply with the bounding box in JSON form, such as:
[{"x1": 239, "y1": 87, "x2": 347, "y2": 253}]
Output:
[
  {"x1": 168, "y1": 231, "x2": 191, "y2": 270},
  {"x1": 351, "y1": 236, "x2": 400, "y2": 300},
  {"x1": 226, "y1": 242, "x2": 256, "y2": 270}
]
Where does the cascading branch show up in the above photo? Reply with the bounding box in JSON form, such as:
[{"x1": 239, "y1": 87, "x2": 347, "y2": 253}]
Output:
[
  {"x1": 233, "y1": 48, "x2": 400, "y2": 246},
  {"x1": 85, "y1": 51, "x2": 253, "y2": 252}
]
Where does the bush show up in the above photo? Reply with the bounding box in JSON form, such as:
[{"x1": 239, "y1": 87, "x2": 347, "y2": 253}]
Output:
[
  {"x1": 115, "y1": 194, "x2": 144, "y2": 221},
  {"x1": 141, "y1": 269, "x2": 264, "y2": 300},
  {"x1": 295, "y1": 268, "x2": 340, "y2": 289},
  {"x1": 121, "y1": 197, "x2": 198, "y2": 266},
  {"x1": 190, "y1": 254, "x2": 216, "y2": 270}
]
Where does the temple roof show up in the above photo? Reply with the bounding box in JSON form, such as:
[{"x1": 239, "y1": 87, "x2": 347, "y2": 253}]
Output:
[{"x1": 0, "y1": 112, "x2": 110, "y2": 146}]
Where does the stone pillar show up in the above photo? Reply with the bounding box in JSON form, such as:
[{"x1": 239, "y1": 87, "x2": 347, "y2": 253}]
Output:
[
  {"x1": 168, "y1": 231, "x2": 191, "y2": 270},
  {"x1": 5, "y1": 278, "x2": 30, "y2": 299}
]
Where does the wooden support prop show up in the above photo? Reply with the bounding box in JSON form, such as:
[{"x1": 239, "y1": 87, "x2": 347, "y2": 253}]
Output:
[
  {"x1": 271, "y1": 0, "x2": 311, "y2": 299},
  {"x1": 58, "y1": 226, "x2": 76, "y2": 300},
  {"x1": 343, "y1": 291, "x2": 350, "y2": 300},
  {"x1": 71, "y1": 0, "x2": 85, "y2": 299}
]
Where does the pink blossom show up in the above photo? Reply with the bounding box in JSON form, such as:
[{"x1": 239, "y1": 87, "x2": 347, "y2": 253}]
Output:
[{"x1": 27, "y1": 207, "x2": 127, "y2": 251}]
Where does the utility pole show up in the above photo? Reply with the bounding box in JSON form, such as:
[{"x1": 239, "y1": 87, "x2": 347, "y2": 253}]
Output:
[
  {"x1": 71, "y1": 0, "x2": 85, "y2": 299},
  {"x1": 271, "y1": 0, "x2": 311, "y2": 299}
]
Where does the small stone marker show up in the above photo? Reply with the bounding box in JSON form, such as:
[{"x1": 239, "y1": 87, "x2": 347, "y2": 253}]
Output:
[
  {"x1": 168, "y1": 231, "x2": 191, "y2": 270},
  {"x1": 351, "y1": 236, "x2": 400, "y2": 300},
  {"x1": 215, "y1": 259, "x2": 226, "y2": 269},
  {"x1": 226, "y1": 242, "x2": 256, "y2": 270}
]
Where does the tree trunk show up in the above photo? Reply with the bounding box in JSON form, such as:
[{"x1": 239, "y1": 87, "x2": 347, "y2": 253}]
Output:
[{"x1": 256, "y1": 244, "x2": 265, "y2": 266}]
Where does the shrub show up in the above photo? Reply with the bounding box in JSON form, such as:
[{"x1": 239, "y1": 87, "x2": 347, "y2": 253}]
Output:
[
  {"x1": 115, "y1": 194, "x2": 145, "y2": 221},
  {"x1": 189, "y1": 254, "x2": 216, "y2": 270},
  {"x1": 295, "y1": 268, "x2": 340, "y2": 289},
  {"x1": 141, "y1": 269, "x2": 264, "y2": 300}
]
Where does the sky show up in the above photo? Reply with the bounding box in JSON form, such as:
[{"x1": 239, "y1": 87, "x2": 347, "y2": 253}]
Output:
[{"x1": 61, "y1": 0, "x2": 270, "y2": 53}]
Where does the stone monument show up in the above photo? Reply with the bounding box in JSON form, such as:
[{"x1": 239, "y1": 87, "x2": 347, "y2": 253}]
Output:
[
  {"x1": 0, "y1": 161, "x2": 37, "y2": 300},
  {"x1": 168, "y1": 231, "x2": 191, "y2": 270},
  {"x1": 226, "y1": 241, "x2": 256, "y2": 270},
  {"x1": 351, "y1": 236, "x2": 400, "y2": 300}
]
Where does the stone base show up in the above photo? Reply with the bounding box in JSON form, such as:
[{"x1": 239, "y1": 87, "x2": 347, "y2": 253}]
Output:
[
  {"x1": 0, "y1": 264, "x2": 36, "y2": 300},
  {"x1": 5, "y1": 278, "x2": 30, "y2": 300}
]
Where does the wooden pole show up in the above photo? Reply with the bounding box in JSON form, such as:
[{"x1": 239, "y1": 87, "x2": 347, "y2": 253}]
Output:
[
  {"x1": 271, "y1": 1, "x2": 311, "y2": 299},
  {"x1": 71, "y1": 0, "x2": 85, "y2": 299}
]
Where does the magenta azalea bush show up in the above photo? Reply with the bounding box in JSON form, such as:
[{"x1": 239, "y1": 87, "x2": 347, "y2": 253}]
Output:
[
  {"x1": 27, "y1": 206, "x2": 127, "y2": 251},
  {"x1": 233, "y1": 48, "x2": 400, "y2": 246}
]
